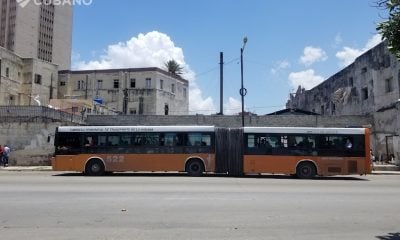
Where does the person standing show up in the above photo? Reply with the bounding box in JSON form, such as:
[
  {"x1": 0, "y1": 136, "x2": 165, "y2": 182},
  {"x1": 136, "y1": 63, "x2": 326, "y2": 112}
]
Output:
[
  {"x1": 0, "y1": 145, "x2": 3, "y2": 167},
  {"x1": 3, "y1": 145, "x2": 10, "y2": 167}
]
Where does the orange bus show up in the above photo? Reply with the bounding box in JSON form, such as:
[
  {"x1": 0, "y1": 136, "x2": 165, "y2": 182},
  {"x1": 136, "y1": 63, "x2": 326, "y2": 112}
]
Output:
[
  {"x1": 243, "y1": 127, "x2": 371, "y2": 178},
  {"x1": 52, "y1": 126, "x2": 216, "y2": 176},
  {"x1": 53, "y1": 126, "x2": 371, "y2": 178}
]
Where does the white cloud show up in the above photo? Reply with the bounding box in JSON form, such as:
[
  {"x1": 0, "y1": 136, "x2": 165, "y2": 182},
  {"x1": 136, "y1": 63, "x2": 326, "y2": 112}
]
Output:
[
  {"x1": 224, "y1": 97, "x2": 242, "y2": 115},
  {"x1": 73, "y1": 31, "x2": 216, "y2": 114},
  {"x1": 299, "y1": 46, "x2": 328, "y2": 66},
  {"x1": 271, "y1": 60, "x2": 291, "y2": 75},
  {"x1": 336, "y1": 34, "x2": 382, "y2": 67},
  {"x1": 288, "y1": 69, "x2": 324, "y2": 90}
]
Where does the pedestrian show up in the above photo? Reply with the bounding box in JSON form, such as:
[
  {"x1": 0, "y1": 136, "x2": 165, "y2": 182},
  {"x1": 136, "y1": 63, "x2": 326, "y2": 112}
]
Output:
[
  {"x1": 0, "y1": 145, "x2": 3, "y2": 167},
  {"x1": 370, "y1": 149, "x2": 376, "y2": 162},
  {"x1": 3, "y1": 145, "x2": 10, "y2": 167}
]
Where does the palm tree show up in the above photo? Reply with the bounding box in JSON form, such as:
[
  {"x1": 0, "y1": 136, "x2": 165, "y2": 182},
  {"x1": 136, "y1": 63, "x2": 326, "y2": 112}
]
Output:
[{"x1": 164, "y1": 60, "x2": 184, "y2": 76}]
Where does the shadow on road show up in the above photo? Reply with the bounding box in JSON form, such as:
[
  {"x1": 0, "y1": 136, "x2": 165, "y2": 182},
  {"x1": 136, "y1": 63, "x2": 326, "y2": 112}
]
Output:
[
  {"x1": 52, "y1": 172, "x2": 368, "y2": 181},
  {"x1": 376, "y1": 232, "x2": 400, "y2": 240}
]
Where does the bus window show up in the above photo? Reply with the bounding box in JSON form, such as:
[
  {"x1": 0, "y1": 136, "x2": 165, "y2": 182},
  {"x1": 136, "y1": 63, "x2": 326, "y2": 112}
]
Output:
[
  {"x1": 247, "y1": 134, "x2": 256, "y2": 148},
  {"x1": 55, "y1": 132, "x2": 81, "y2": 154},
  {"x1": 120, "y1": 134, "x2": 132, "y2": 146},
  {"x1": 163, "y1": 133, "x2": 175, "y2": 146},
  {"x1": 84, "y1": 135, "x2": 97, "y2": 147},
  {"x1": 98, "y1": 135, "x2": 107, "y2": 146},
  {"x1": 201, "y1": 134, "x2": 211, "y2": 146},
  {"x1": 143, "y1": 133, "x2": 159, "y2": 146},
  {"x1": 108, "y1": 135, "x2": 120, "y2": 146},
  {"x1": 188, "y1": 133, "x2": 202, "y2": 146}
]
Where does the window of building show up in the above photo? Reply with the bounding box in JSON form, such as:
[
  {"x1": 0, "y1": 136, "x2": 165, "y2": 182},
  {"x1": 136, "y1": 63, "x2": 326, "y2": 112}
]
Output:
[
  {"x1": 331, "y1": 103, "x2": 336, "y2": 115},
  {"x1": 6, "y1": 67, "x2": 9, "y2": 77},
  {"x1": 171, "y1": 84, "x2": 175, "y2": 94},
  {"x1": 8, "y1": 95, "x2": 15, "y2": 105},
  {"x1": 361, "y1": 87, "x2": 368, "y2": 100},
  {"x1": 320, "y1": 105, "x2": 325, "y2": 115},
  {"x1": 146, "y1": 78, "x2": 151, "y2": 88},
  {"x1": 183, "y1": 88, "x2": 187, "y2": 98},
  {"x1": 97, "y1": 80, "x2": 103, "y2": 89},
  {"x1": 77, "y1": 80, "x2": 85, "y2": 90},
  {"x1": 385, "y1": 77, "x2": 393, "y2": 93},
  {"x1": 114, "y1": 79, "x2": 119, "y2": 89},
  {"x1": 60, "y1": 81, "x2": 66, "y2": 86},
  {"x1": 361, "y1": 67, "x2": 367, "y2": 74},
  {"x1": 130, "y1": 78, "x2": 136, "y2": 88},
  {"x1": 164, "y1": 104, "x2": 169, "y2": 115},
  {"x1": 130, "y1": 108, "x2": 137, "y2": 115},
  {"x1": 160, "y1": 79, "x2": 164, "y2": 90},
  {"x1": 34, "y1": 74, "x2": 42, "y2": 85},
  {"x1": 349, "y1": 77, "x2": 354, "y2": 87}
]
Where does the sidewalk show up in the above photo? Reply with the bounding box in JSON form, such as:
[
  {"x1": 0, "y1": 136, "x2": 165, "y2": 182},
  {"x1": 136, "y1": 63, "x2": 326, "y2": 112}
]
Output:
[{"x1": 0, "y1": 166, "x2": 52, "y2": 171}]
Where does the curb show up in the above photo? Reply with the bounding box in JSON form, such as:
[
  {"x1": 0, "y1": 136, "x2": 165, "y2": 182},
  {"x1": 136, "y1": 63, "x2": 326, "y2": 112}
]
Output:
[
  {"x1": 371, "y1": 171, "x2": 400, "y2": 175},
  {"x1": 0, "y1": 166, "x2": 52, "y2": 171}
]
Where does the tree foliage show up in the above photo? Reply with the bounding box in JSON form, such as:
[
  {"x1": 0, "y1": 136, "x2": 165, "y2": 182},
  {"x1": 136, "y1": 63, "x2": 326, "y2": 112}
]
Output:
[
  {"x1": 376, "y1": 0, "x2": 400, "y2": 58},
  {"x1": 164, "y1": 60, "x2": 184, "y2": 76}
]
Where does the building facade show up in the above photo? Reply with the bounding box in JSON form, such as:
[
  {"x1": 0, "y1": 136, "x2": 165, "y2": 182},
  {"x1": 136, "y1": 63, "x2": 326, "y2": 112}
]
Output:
[
  {"x1": 287, "y1": 41, "x2": 400, "y2": 162},
  {"x1": 0, "y1": 0, "x2": 72, "y2": 70},
  {"x1": 58, "y1": 68, "x2": 189, "y2": 115},
  {"x1": 0, "y1": 46, "x2": 58, "y2": 106}
]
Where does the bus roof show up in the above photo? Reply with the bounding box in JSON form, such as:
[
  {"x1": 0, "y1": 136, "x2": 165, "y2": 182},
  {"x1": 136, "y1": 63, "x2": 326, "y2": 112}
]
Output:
[
  {"x1": 57, "y1": 126, "x2": 215, "y2": 133},
  {"x1": 244, "y1": 127, "x2": 366, "y2": 135}
]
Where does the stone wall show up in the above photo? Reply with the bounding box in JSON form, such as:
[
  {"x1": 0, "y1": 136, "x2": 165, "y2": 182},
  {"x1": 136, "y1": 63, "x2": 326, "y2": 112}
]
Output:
[{"x1": 86, "y1": 114, "x2": 372, "y2": 128}]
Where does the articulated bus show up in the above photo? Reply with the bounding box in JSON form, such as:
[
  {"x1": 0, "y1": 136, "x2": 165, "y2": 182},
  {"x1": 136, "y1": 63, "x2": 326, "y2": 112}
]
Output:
[
  {"x1": 243, "y1": 127, "x2": 371, "y2": 179},
  {"x1": 53, "y1": 126, "x2": 215, "y2": 176},
  {"x1": 52, "y1": 126, "x2": 371, "y2": 178}
]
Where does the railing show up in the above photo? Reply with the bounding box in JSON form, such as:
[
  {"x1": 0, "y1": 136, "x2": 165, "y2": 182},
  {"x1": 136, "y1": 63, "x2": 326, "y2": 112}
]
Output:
[{"x1": 0, "y1": 106, "x2": 86, "y2": 124}]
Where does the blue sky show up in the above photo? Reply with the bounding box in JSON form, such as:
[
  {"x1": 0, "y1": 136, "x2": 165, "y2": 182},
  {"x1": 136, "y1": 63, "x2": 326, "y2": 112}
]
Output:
[{"x1": 72, "y1": 0, "x2": 386, "y2": 115}]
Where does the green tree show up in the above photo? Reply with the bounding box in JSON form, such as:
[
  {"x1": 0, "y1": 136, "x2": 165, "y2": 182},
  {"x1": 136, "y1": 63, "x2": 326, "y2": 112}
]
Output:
[
  {"x1": 376, "y1": 0, "x2": 400, "y2": 58},
  {"x1": 164, "y1": 60, "x2": 184, "y2": 76}
]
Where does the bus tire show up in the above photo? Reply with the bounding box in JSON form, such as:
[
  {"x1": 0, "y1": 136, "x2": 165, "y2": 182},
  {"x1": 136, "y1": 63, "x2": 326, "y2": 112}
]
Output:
[
  {"x1": 186, "y1": 159, "x2": 205, "y2": 177},
  {"x1": 85, "y1": 159, "x2": 105, "y2": 176},
  {"x1": 296, "y1": 162, "x2": 316, "y2": 179}
]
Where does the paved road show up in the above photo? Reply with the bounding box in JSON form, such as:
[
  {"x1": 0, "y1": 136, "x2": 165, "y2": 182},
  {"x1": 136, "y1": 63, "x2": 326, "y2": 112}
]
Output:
[{"x1": 0, "y1": 172, "x2": 399, "y2": 240}]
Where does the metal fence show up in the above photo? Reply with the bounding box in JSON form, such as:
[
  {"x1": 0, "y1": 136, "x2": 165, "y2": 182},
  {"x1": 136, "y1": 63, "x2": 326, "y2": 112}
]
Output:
[{"x1": 0, "y1": 106, "x2": 86, "y2": 124}]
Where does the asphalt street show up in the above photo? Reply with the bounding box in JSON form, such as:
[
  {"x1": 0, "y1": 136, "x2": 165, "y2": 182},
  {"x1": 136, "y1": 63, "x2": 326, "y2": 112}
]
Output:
[{"x1": 0, "y1": 171, "x2": 399, "y2": 240}]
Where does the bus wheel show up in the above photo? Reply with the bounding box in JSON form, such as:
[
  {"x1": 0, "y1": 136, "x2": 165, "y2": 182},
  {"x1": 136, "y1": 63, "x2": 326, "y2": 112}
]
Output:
[
  {"x1": 186, "y1": 159, "x2": 205, "y2": 177},
  {"x1": 296, "y1": 162, "x2": 316, "y2": 179},
  {"x1": 85, "y1": 159, "x2": 105, "y2": 176}
]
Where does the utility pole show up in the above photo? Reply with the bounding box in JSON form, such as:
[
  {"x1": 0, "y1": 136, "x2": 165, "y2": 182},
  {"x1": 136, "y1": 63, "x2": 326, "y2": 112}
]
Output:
[
  {"x1": 85, "y1": 75, "x2": 88, "y2": 99},
  {"x1": 123, "y1": 72, "x2": 128, "y2": 114},
  {"x1": 240, "y1": 37, "x2": 248, "y2": 127},
  {"x1": 219, "y1": 52, "x2": 224, "y2": 115}
]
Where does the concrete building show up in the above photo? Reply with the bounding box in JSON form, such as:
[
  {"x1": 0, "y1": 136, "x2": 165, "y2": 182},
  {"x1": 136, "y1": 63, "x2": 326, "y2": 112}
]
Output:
[
  {"x1": 287, "y1": 41, "x2": 400, "y2": 163},
  {"x1": 58, "y1": 68, "x2": 189, "y2": 115},
  {"x1": 0, "y1": 46, "x2": 58, "y2": 106},
  {"x1": 0, "y1": 0, "x2": 72, "y2": 70}
]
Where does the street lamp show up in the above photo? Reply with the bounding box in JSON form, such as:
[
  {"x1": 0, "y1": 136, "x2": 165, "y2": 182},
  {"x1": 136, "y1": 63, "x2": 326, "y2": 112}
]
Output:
[{"x1": 240, "y1": 37, "x2": 248, "y2": 127}]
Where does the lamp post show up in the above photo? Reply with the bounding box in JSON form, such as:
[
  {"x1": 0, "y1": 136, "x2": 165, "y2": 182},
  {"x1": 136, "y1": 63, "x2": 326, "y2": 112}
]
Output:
[{"x1": 240, "y1": 37, "x2": 248, "y2": 127}]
